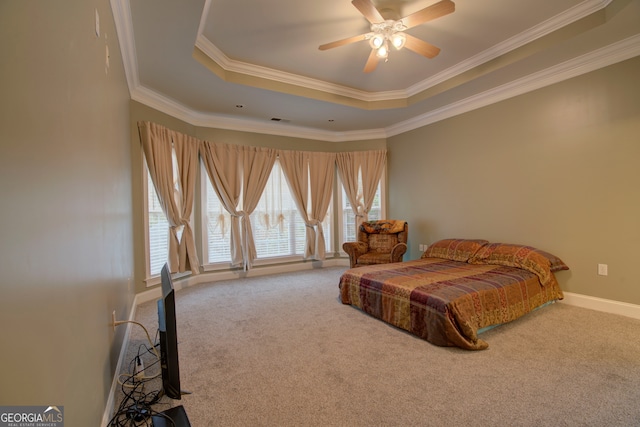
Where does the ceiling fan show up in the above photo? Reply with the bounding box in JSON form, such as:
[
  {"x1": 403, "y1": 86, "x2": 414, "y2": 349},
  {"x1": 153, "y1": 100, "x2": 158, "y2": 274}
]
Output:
[{"x1": 319, "y1": 0, "x2": 455, "y2": 73}]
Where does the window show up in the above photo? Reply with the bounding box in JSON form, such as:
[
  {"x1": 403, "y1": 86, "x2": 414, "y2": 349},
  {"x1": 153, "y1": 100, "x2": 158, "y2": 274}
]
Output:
[
  {"x1": 204, "y1": 176, "x2": 232, "y2": 265},
  {"x1": 250, "y1": 160, "x2": 332, "y2": 260},
  {"x1": 250, "y1": 160, "x2": 302, "y2": 258},
  {"x1": 147, "y1": 171, "x2": 169, "y2": 276},
  {"x1": 201, "y1": 159, "x2": 333, "y2": 266},
  {"x1": 340, "y1": 173, "x2": 383, "y2": 245},
  {"x1": 145, "y1": 148, "x2": 182, "y2": 278}
]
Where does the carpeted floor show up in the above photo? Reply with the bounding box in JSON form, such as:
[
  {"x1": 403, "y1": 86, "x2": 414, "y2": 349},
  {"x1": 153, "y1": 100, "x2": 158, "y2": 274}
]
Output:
[{"x1": 113, "y1": 267, "x2": 640, "y2": 426}]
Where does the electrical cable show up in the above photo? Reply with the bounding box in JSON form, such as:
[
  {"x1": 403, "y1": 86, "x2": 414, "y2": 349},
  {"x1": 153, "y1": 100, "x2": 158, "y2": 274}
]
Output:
[
  {"x1": 108, "y1": 322, "x2": 173, "y2": 426},
  {"x1": 116, "y1": 321, "x2": 161, "y2": 388}
]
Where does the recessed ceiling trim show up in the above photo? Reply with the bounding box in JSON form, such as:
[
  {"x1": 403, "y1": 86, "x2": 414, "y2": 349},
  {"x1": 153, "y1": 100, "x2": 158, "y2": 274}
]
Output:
[
  {"x1": 194, "y1": 35, "x2": 408, "y2": 104},
  {"x1": 130, "y1": 80, "x2": 390, "y2": 142},
  {"x1": 405, "y1": 0, "x2": 612, "y2": 96},
  {"x1": 388, "y1": 33, "x2": 640, "y2": 137},
  {"x1": 193, "y1": 44, "x2": 409, "y2": 110},
  {"x1": 131, "y1": 85, "x2": 198, "y2": 125},
  {"x1": 194, "y1": 0, "x2": 612, "y2": 107},
  {"x1": 110, "y1": 0, "x2": 139, "y2": 92}
]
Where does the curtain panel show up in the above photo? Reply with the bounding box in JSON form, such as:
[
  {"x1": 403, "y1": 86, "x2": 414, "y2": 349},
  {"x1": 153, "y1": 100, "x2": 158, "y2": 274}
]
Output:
[
  {"x1": 336, "y1": 150, "x2": 387, "y2": 231},
  {"x1": 138, "y1": 121, "x2": 200, "y2": 274},
  {"x1": 336, "y1": 152, "x2": 362, "y2": 228},
  {"x1": 171, "y1": 130, "x2": 201, "y2": 273},
  {"x1": 239, "y1": 146, "x2": 277, "y2": 270},
  {"x1": 199, "y1": 141, "x2": 244, "y2": 267},
  {"x1": 359, "y1": 150, "x2": 387, "y2": 221},
  {"x1": 279, "y1": 150, "x2": 336, "y2": 260},
  {"x1": 199, "y1": 141, "x2": 277, "y2": 271},
  {"x1": 278, "y1": 150, "x2": 312, "y2": 256}
]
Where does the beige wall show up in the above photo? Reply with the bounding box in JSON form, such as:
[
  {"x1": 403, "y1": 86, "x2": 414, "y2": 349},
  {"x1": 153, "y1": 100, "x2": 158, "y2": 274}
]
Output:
[
  {"x1": 195, "y1": 127, "x2": 387, "y2": 152},
  {"x1": 0, "y1": 1, "x2": 133, "y2": 426},
  {"x1": 3, "y1": 1, "x2": 636, "y2": 424},
  {"x1": 387, "y1": 56, "x2": 640, "y2": 305}
]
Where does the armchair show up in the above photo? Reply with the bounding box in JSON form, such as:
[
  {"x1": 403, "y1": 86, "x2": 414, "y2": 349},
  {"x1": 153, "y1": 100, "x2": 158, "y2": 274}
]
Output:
[{"x1": 343, "y1": 220, "x2": 408, "y2": 268}]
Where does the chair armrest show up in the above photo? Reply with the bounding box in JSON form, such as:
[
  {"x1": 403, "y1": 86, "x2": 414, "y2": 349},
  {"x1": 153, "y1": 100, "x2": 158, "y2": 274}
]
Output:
[
  {"x1": 343, "y1": 242, "x2": 368, "y2": 268},
  {"x1": 390, "y1": 242, "x2": 408, "y2": 263}
]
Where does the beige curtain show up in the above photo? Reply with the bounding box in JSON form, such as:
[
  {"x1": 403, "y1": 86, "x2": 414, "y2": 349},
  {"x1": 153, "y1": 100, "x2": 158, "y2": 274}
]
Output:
[
  {"x1": 200, "y1": 141, "x2": 243, "y2": 267},
  {"x1": 359, "y1": 150, "x2": 387, "y2": 221},
  {"x1": 278, "y1": 150, "x2": 312, "y2": 256},
  {"x1": 200, "y1": 141, "x2": 276, "y2": 270},
  {"x1": 140, "y1": 121, "x2": 387, "y2": 270},
  {"x1": 308, "y1": 152, "x2": 336, "y2": 260},
  {"x1": 336, "y1": 150, "x2": 386, "y2": 231},
  {"x1": 241, "y1": 146, "x2": 277, "y2": 270},
  {"x1": 280, "y1": 150, "x2": 336, "y2": 260},
  {"x1": 278, "y1": 150, "x2": 316, "y2": 258},
  {"x1": 336, "y1": 151, "x2": 364, "y2": 229},
  {"x1": 171, "y1": 130, "x2": 201, "y2": 272},
  {"x1": 138, "y1": 121, "x2": 200, "y2": 274}
]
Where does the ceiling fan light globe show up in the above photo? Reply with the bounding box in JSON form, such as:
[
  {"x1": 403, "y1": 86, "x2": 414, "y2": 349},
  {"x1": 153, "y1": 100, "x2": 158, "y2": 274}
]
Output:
[
  {"x1": 391, "y1": 33, "x2": 406, "y2": 50},
  {"x1": 376, "y1": 44, "x2": 389, "y2": 59},
  {"x1": 369, "y1": 34, "x2": 385, "y2": 49}
]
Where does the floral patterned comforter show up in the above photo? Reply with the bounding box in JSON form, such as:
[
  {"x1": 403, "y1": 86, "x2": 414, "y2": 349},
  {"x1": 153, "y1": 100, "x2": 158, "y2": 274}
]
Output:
[{"x1": 339, "y1": 257, "x2": 564, "y2": 350}]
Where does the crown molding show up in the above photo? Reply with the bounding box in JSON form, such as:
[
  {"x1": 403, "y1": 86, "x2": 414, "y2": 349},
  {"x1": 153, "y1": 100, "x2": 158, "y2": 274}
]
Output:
[
  {"x1": 112, "y1": 0, "x2": 636, "y2": 142},
  {"x1": 110, "y1": 0, "x2": 139, "y2": 93},
  {"x1": 387, "y1": 34, "x2": 640, "y2": 137},
  {"x1": 194, "y1": 35, "x2": 408, "y2": 103},
  {"x1": 130, "y1": 34, "x2": 640, "y2": 142},
  {"x1": 406, "y1": 0, "x2": 612, "y2": 95},
  {"x1": 130, "y1": 85, "x2": 389, "y2": 142}
]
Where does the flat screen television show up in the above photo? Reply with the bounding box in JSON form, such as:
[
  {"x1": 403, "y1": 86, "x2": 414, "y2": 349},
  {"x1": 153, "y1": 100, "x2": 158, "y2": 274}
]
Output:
[{"x1": 157, "y1": 263, "x2": 182, "y2": 400}]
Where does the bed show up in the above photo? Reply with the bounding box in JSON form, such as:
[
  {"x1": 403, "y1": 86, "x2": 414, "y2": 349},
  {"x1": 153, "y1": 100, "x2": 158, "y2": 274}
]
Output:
[{"x1": 338, "y1": 239, "x2": 568, "y2": 350}]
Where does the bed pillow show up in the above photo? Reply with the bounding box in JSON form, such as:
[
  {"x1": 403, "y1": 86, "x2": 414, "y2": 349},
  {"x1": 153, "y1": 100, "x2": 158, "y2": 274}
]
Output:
[
  {"x1": 468, "y1": 243, "x2": 568, "y2": 286},
  {"x1": 421, "y1": 239, "x2": 489, "y2": 262},
  {"x1": 538, "y1": 250, "x2": 570, "y2": 272}
]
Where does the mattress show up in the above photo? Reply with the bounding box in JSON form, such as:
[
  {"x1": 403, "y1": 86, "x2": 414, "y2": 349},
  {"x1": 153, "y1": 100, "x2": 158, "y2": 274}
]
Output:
[{"x1": 338, "y1": 257, "x2": 564, "y2": 350}]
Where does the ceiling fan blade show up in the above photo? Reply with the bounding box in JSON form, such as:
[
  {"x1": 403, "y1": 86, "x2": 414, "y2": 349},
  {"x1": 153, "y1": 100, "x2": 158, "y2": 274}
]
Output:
[
  {"x1": 319, "y1": 33, "x2": 368, "y2": 51},
  {"x1": 403, "y1": 34, "x2": 441, "y2": 58},
  {"x1": 352, "y1": 0, "x2": 384, "y2": 24},
  {"x1": 363, "y1": 49, "x2": 379, "y2": 73},
  {"x1": 401, "y1": 0, "x2": 455, "y2": 30}
]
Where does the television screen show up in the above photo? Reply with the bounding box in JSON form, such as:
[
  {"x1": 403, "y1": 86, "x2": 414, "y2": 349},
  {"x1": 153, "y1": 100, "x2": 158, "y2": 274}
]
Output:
[{"x1": 157, "y1": 263, "x2": 182, "y2": 400}]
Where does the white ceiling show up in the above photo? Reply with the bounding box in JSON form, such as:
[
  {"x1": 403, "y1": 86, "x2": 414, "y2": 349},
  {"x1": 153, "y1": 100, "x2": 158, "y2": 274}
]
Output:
[{"x1": 112, "y1": 0, "x2": 640, "y2": 141}]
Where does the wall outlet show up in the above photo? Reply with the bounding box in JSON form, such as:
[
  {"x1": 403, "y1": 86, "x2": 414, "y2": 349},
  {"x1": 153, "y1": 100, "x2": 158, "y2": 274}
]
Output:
[
  {"x1": 419, "y1": 244, "x2": 424, "y2": 251},
  {"x1": 597, "y1": 264, "x2": 608, "y2": 276}
]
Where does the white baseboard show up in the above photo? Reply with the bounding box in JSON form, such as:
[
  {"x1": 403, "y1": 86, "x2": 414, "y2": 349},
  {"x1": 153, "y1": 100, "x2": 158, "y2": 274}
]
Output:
[
  {"x1": 136, "y1": 257, "x2": 350, "y2": 305},
  {"x1": 101, "y1": 299, "x2": 140, "y2": 427},
  {"x1": 561, "y1": 292, "x2": 640, "y2": 320}
]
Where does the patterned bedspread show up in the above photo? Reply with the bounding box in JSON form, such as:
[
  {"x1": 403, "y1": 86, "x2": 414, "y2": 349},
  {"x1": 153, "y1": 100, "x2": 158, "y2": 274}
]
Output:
[{"x1": 339, "y1": 258, "x2": 564, "y2": 350}]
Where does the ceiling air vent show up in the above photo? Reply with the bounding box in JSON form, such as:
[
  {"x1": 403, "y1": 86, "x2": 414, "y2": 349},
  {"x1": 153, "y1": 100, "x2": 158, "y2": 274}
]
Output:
[{"x1": 270, "y1": 117, "x2": 290, "y2": 123}]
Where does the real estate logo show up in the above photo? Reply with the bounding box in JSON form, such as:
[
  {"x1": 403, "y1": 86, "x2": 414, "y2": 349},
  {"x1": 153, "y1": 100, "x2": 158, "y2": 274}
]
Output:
[{"x1": 0, "y1": 406, "x2": 63, "y2": 427}]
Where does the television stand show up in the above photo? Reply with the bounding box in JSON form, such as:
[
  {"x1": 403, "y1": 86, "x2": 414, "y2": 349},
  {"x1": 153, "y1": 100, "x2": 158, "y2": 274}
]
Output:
[{"x1": 151, "y1": 405, "x2": 191, "y2": 427}]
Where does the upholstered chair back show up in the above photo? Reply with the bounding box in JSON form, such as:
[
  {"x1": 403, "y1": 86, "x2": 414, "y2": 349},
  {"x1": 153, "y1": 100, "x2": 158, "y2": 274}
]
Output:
[{"x1": 343, "y1": 220, "x2": 408, "y2": 268}]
